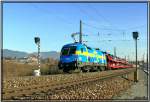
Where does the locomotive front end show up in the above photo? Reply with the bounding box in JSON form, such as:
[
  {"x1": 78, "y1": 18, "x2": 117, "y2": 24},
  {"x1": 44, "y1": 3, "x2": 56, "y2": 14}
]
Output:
[{"x1": 58, "y1": 45, "x2": 78, "y2": 72}]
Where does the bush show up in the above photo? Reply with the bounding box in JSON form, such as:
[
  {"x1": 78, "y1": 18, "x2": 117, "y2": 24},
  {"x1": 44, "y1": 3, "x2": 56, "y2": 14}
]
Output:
[
  {"x1": 48, "y1": 65, "x2": 63, "y2": 75},
  {"x1": 40, "y1": 64, "x2": 63, "y2": 75}
]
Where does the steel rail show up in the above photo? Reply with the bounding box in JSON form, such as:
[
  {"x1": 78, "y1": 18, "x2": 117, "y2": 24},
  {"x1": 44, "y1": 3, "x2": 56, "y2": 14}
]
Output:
[{"x1": 3, "y1": 68, "x2": 136, "y2": 99}]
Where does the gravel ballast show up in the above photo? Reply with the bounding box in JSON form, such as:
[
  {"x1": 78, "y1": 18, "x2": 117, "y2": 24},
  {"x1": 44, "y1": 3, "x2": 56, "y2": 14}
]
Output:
[
  {"x1": 11, "y1": 76, "x2": 133, "y2": 100},
  {"x1": 113, "y1": 69, "x2": 148, "y2": 100},
  {"x1": 3, "y1": 69, "x2": 139, "y2": 100}
]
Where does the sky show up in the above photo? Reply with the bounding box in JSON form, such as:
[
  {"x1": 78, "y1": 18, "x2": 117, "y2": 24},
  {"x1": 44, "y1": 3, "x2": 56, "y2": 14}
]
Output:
[{"x1": 3, "y1": 3, "x2": 148, "y2": 61}]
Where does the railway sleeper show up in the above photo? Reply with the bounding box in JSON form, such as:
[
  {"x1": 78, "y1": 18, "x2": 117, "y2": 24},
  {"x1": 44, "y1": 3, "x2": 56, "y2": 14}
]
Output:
[{"x1": 3, "y1": 68, "x2": 136, "y2": 100}]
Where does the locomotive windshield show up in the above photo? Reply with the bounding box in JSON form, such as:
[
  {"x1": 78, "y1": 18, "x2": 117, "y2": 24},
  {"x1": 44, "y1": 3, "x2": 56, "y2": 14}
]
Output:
[
  {"x1": 69, "y1": 46, "x2": 76, "y2": 54},
  {"x1": 61, "y1": 46, "x2": 76, "y2": 55},
  {"x1": 61, "y1": 48, "x2": 69, "y2": 55}
]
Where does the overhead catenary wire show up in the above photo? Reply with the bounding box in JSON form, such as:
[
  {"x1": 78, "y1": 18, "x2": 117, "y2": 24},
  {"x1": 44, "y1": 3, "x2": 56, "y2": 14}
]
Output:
[
  {"x1": 125, "y1": 24, "x2": 147, "y2": 30},
  {"x1": 32, "y1": 4, "x2": 146, "y2": 33},
  {"x1": 77, "y1": 5, "x2": 147, "y2": 62},
  {"x1": 87, "y1": 4, "x2": 147, "y2": 32},
  {"x1": 76, "y1": 4, "x2": 124, "y2": 32},
  {"x1": 86, "y1": 4, "x2": 117, "y2": 27},
  {"x1": 83, "y1": 23, "x2": 147, "y2": 42},
  {"x1": 76, "y1": 5, "x2": 99, "y2": 23},
  {"x1": 31, "y1": 4, "x2": 74, "y2": 25},
  {"x1": 78, "y1": 4, "x2": 122, "y2": 30},
  {"x1": 87, "y1": 40, "x2": 132, "y2": 42},
  {"x1": 80, "y1": 4, "x2": 146, "y2": 38},
  {"x1": 32, "y1": 4, "x2": 146, "y2": 32},
  {"x1": 32, "y1": 4, "x2": 147, "y2": 46},
  {"x1": 82, "y1": 22, "x2": 125, "y2": 31}
]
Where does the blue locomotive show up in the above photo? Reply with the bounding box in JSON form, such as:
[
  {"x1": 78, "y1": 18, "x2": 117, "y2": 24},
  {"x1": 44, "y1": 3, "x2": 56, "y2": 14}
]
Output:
[{"x1": 58, "y1": 42, "x2": 107, "y2": 72}]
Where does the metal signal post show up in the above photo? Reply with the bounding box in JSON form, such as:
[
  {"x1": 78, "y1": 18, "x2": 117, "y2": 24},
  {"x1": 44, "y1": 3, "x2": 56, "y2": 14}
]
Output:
[
  {"x1": 34, "y1": 37, "x2": 41, "y2": 69},
  {"x1": 132, "y1": 32, "x2": 139, "y2": 82}
]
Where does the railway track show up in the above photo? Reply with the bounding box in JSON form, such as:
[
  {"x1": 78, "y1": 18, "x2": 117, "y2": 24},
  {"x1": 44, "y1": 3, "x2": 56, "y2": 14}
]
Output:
[{"x1": 3, "y1": 68, "x2": 136, "y2": 100}]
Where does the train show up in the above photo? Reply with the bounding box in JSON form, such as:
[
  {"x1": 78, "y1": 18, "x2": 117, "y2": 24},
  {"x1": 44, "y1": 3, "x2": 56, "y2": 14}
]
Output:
[{"x1": 58, "y1": 42, "x2": 133, "y2": 72}]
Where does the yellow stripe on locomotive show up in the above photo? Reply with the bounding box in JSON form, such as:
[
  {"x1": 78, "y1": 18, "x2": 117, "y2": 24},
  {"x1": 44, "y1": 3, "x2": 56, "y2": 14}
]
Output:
[{"x1": 59, "y1": 42, "x2": 107, "y2": 67}]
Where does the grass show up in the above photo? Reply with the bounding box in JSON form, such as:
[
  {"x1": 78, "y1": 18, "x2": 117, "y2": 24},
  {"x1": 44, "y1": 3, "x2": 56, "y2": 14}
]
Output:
[{"x1": 2, "y1": 59, "x2": 62, "y2": 78}]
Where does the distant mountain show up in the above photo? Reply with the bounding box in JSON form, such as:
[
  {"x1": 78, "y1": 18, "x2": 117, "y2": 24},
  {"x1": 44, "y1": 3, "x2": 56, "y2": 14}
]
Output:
[
  {"x1": 41, "y1": 51, "x2": 60, "y2": 59},
  {"x1": 3, "y1": 49, "x2": 60, "y2": 60},
  {"x1": 3, "y1": 49, "x2": 28, "y2": 58},
  {"x1": 31, "y1": 51, "x2": 60, "y2": 59}
]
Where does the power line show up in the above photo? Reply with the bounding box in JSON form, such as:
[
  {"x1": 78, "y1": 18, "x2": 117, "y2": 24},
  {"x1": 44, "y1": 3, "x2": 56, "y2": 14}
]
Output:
[
  {"x1": 83, "y1": 22, "x2": 147, "y2": 42},
  {"x1": 88, "y1": 4, "x2": 147, "y2": 32},
  {"x1": 84, "y1": 36, "x2": 146, "y2": 42},
  {"x1": 86, "y1": 4, "x2": 115, "y2": 27},
  {"x1": 83, "y1": 4, "x2": 147, "y2": 33},
  {"x1": 76, "y1": 5, "x2": 101, "y2": 23},
  {"x1": 86, "y1": 38, "x2": 146, "y2": 41},
  {"x1": 83, "y1": 22, "x2": 125, "y2": 31},
  {"x1": 32, "y1": 4, "x2": 74, "y2": 25},
  {"x1": 125, "y1": 24, "x2": 147, "y2": 30},
  {"x1": 86, "y1": 40, "x2": 133, "y2": 42},
  {"x1": 76, "y1": 4, "x2": 120, "y2": 30}
]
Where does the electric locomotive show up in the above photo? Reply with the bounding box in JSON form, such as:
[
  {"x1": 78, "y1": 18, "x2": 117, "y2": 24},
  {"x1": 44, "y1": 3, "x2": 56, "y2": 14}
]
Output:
[
  {"x1": 58, "y1": 20, "x2": 133, "y2": 72},
  {"x1": 58, "y1": 42, "x2": 107, "y2": 72}
]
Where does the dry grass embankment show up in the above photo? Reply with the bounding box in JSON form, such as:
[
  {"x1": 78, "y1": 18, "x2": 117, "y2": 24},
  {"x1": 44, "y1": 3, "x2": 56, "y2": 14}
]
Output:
[{"x1": 2, "y1": 59, "x2": 61, "y2": 78}]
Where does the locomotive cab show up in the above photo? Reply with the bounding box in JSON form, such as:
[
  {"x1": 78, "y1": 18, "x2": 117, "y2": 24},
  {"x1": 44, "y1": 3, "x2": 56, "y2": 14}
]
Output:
[{"x1": 58, "y1": 43, "x2": 84, "y2": 72}]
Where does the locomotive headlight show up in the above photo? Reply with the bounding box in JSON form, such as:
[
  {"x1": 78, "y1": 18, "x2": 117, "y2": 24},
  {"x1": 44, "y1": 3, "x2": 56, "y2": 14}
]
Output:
[
  {"x1": 79, "y1": 57, "x2": 82, "y2": 61},
  {"x1": 76, "y1": 58, "x2": 79, "y2": 61},
  {"x1": 74, "y1": 55, "x2": 78, "y2": 62},
  {"x1": 60, "y1": 64, "x2": 63, "y2": 67},
  {"x1": 74, "y1": 63, "x2": 77, "y2": 67}
]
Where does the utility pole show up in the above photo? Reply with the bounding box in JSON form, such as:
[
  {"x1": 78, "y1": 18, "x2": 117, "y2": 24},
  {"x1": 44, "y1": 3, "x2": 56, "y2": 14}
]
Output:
[
  {"x1": 128, "y1": 55, "x2": 130, "y2": 61},
  {"x1": 142, "y1": 53, "x2": 145, "y2": 70},
  {"x1": 79, "y1": 20, "x2": 82, "y2": 43},
  {"x1": 143, "y1": 53, "x2": 145, "y2": 63},
  {"x1": 132, "y1": 32, "x2": 139, "y2": 82},
  {"x1": 123, "y1": 31, "x2": 125, "y2": 40},
  {"x1": 125, "y1": 56, "x2": 126, "y2": 60},
  {"x1": 114, "y1": 47, "x2": 116, "y2": 57},
  {"x1": 98, "y1": 32, "x2": 100, "y2": 36}
]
